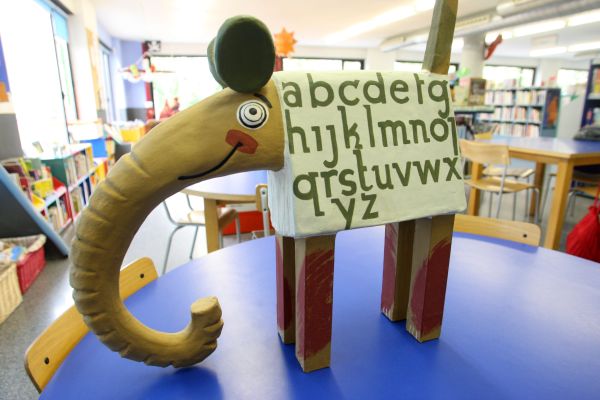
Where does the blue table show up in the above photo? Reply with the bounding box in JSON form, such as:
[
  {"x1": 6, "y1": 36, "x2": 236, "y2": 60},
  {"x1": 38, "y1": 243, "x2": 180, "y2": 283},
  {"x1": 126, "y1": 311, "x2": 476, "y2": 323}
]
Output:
[
  {"x1": 42, "y1": 228, "x2": 600, "y2": 399},
  {"x1": 183, "y1": 171, "x2": 268, "y2": 252}
]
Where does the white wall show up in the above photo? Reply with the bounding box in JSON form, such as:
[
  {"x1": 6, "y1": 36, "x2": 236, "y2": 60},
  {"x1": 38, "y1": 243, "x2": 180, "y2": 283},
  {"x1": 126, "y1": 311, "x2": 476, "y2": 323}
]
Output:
[{"x1": 67, "y1": 0, "x2": 99, "y2": 121}]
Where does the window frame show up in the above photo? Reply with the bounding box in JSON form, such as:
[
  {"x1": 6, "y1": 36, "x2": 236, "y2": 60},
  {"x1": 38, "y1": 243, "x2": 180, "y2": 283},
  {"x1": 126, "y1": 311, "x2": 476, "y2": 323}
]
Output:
[
  {"x1": 483, "y1": 64, "x2": 537, "y2": 88},
  {"x1": 282, "y1": 56, "x2": 365, "y2": 71},
  {"x1": 394, "y1": 60, "x2": 459, "y2": 74}
]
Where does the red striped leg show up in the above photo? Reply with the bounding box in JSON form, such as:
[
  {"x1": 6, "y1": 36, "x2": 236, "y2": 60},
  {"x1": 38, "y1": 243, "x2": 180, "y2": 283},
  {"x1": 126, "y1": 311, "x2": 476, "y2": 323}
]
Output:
[
  {"x1": 295, "y1": 234, "x2": 336, "y2": 372},
  {"x1": 275, "y1": 234, "x2": 295, "y2": 343},
  {"x1": 406, "y1": 215, "x2": 455, "y2": 342},
  {"x1": 381, "y1": 221, "x2": 415, "y2": 321}
]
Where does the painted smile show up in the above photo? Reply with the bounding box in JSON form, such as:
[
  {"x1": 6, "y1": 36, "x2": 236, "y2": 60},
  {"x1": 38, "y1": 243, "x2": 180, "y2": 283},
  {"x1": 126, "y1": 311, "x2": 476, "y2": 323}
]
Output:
[{"x1": 177, "y1": 130, "x2": 258, "y2": 181}]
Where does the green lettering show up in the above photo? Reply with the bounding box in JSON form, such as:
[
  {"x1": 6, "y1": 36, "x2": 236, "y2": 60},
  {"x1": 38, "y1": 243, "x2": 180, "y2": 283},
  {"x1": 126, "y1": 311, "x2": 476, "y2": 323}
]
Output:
[
  {"x1": 339, "y1": 80, "x2": 360, "y2": 106},
  {"x1": 282, "y1": 81, "x2": 303, "y2": 107},
  {"x1": 361, "y1": 193, "x2": 378, "y2": 220},
  {"x1": 372, "y1": 164, "x2": 394, "y2": 190},
  {"x1": 285, "y1": 110, "x2": 309, "y2": 154},
  {"x1": 413, "y1": 160, "x2": 440, "y2": 184},
  {"x1": 339, "y1": 169, "x2": 357, "y2": 196},
  {"x1": 428, "y1": 80, "x2": 450, "y2": 118},
  {"x1": 331, "y1": 197, "x2": 355, "y2": 230},
  {"x1": 409, "y1": 119, "x2": 430, "y2": 143},
  {"x1": 293, "y1": 173, "x2": 324, "y2": 216},
  {"x1": 320, "y1": 169, "x2": 339, "y2": 197},
  {"x1": 390, "y1": 79, "x2": 409, "y2": 104},
  {"x1": 430, "y1": 118, "x2": 449, "y2": 142},
  {"x1": 392, "y1": 162, "x2": 411, "y2": 186},
  {"x1": 308, "y1": 73, "x2": 334, "y2": 108},
  {"x1": 363, "y1": 73, "x2": 386, "y2": 104}
]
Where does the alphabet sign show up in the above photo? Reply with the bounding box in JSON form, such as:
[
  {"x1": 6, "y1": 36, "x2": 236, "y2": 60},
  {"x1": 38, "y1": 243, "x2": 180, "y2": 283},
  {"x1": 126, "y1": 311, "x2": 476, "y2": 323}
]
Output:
[{"x1": 268, "y1": 71, "x2": 466, "y2": 237}]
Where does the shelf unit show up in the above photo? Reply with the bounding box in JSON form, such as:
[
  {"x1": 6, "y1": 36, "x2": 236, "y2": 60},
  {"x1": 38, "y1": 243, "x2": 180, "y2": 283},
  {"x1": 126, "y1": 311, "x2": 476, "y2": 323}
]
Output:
[
  {"x1": 581, "y1": 63, "x2": 600, "y2": 127},
  {"x1": 39, "y1": 143, "x2": 110, "y2": 233},
  {"x1": 480, "y1": 87, "x2": 561, "y2": 137}
]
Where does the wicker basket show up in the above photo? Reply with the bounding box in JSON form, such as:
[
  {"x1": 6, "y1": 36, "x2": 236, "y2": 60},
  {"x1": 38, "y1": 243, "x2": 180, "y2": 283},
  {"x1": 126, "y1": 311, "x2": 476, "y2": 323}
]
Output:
[
  {"x1": 0, "y1": 264, "x2": 22, "y2": 324},
  {"x1": 1, "y1": 235, "x2": 46, "y2": 294}
]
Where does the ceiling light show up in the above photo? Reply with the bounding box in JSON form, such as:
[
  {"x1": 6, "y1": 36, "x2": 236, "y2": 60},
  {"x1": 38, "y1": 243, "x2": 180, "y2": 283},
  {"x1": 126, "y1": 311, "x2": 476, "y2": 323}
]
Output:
[
  {"x1": 568, "y1": 41, "x2": 600, "y2": 52},
  {"x1": 513, "y1": 20, "x2": 566, "y2": 38},
  {"x1": 325, "y1": 1, "x2": 434, "y2": 43},
  {"x1": 529, "y1": 46, "x2": 567, "y2": 57},
  {"x1": 414, "y1": 0, "x2": 435, "y2": 12},
  {"x1": 567, "y1": 10, "x2": 600, "y2": 27}
]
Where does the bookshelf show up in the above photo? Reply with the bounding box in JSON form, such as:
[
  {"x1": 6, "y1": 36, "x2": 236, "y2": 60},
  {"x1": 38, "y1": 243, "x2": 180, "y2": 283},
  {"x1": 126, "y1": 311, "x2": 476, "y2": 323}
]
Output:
[
  {"x1": 480, "y1": 87, "x2": 561, "y2": 137},
  {"x1": 39, "y1": 143, "x2": 110, "y2": 231},
  {"x1": 581, "y1": 63, "x2": 600, "y2": 127}
]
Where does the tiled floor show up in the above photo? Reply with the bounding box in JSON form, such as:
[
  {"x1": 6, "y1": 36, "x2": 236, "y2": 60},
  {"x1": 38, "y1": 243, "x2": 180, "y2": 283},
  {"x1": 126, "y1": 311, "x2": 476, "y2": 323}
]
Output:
[{"x1": 0, "y1": 190, "x2": 594, "y2": 399}]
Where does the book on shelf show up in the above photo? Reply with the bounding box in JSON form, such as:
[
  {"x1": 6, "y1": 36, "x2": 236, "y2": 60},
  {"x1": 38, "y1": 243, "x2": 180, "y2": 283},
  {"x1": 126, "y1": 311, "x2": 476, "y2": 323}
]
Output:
[{"x1": 70, "y1": 186, "x2": 85, "y2": 217}]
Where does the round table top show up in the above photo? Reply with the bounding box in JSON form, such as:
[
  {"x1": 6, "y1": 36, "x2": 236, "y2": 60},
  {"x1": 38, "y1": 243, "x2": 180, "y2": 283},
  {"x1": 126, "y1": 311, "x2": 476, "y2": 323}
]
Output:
[
  {"x1": 42, "y1": 228, "x2": 600, "y2": 400},
  {"x1": 185, "y1": 170, "x2": 268, "y2": 201}
]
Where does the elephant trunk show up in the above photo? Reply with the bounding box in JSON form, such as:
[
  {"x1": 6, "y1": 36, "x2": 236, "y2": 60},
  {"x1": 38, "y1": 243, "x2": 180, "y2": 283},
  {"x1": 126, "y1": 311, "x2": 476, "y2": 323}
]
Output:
[{"x1": 69, "y1": 150, "x2": 223, "y2": 368}]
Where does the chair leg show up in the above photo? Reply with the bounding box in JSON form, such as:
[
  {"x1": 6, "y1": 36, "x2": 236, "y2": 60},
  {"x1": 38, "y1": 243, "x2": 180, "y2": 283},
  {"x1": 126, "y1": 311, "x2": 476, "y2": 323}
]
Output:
[
  {"x1": 512, "y1": 193, "x2": 517, "y2": 221},
  {"x1": 570, "y1": 191, "x2": 578, "y2": 217},
  {"x1": 566, "y1": 191, "x2": 576, "y2": 219},
  {"x1": 495, "y1": 192, "x2": 504, "y2": 219},
  {"x1": 189, "y1": 226, "x2": 199, "y2": 260},
  {"x1": 235, "y1": 215, "x2": 241, "y2": 243},
  {"x1": 488, "y1": 192, "x2": 493, "y2": 217},
  {"x1": 532, "y1": 188, "x2": 540, "y2": 224},
  {"x1": 540, "y1": 174, "x2": 553, "y2": 220},
  {"x1": 218, "y1": 232, "x2": 224, "y2": 249},
  {"x1": 163, "y1": 226, "x2": 183, "y2": 275}
]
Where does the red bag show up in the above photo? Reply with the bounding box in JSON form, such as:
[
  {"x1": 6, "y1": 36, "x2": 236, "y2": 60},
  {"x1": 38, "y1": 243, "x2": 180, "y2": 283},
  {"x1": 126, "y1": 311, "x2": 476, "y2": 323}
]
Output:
[{"x1": 566, "y1": 185, "x2": 600, "y2": 262}]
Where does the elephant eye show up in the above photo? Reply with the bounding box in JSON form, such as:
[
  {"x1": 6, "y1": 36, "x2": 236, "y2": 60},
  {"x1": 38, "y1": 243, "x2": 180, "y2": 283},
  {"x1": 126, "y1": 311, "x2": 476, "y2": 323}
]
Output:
[{"x1": 237, "y1": 100, "x2": 268, "y2": 130}]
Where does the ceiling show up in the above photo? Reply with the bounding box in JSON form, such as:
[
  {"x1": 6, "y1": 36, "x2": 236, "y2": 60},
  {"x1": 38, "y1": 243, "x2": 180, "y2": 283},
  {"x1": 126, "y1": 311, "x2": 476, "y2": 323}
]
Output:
[
  {"x1": 91, "y1": 0, "x2": 498, "y2": 47},
  {"x1": 92, "y1": 0, "x2": 600, "y2": 59}
]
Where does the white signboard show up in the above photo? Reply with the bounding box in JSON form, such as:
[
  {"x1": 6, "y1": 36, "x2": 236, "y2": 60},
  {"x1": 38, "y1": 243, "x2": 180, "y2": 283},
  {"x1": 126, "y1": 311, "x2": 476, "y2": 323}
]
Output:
[{"x1": 268, "y1": 71, "x2": 466, "y2": 238}]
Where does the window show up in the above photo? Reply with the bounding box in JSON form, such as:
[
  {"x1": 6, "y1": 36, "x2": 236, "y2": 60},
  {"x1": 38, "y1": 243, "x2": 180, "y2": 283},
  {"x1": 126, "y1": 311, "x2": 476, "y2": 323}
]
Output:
[
  {"x1": 556, "y1": 69, "x2": 588, "y2": 96},
  {"x1": 482, "y1": 65, "x2": 535, "y2": 88},
  {"x1": 0, "y1": 0, "x2": 69, "y2": 153},
  {"x1": 150, "y1": 56, "x2": 221, "y2": 118},
  {"x1": 98, "y1": 43, "x2": 116, "y2": 122},
  {"x1": 52, "y1": 12, "x2": 77, "y2": 123},
  {"x1": 283, "y1": 57, "x2": 364, "y2": 71},
  {"x1": 394, "y1": 61, "x2": 458, "y2": 74}
]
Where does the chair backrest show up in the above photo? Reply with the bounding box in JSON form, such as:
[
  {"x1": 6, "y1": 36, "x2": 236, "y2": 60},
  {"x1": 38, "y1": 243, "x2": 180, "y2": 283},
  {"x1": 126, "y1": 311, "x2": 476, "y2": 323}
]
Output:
[
  {"x1": 255, "y1": 184, "x2": 270, "y2": 237},
  {"x1": 24, "y1": 257, "x2": 158, "y2": 392},
  {"x1": 473, "y1": 132, "x2": 493, "y2": 140},
  {"x1": 459, "y1": 139, "x2": 510, "y2": 166},
  {"x1": 454, "y1": 214, "x2": 541, "y2": 246}
]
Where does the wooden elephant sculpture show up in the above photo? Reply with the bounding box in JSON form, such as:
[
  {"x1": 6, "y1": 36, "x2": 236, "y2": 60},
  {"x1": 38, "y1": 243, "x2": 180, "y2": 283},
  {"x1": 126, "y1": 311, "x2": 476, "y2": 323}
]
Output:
[{"x1": 70, "y1": 0, "x2": 463, "y2": 373}]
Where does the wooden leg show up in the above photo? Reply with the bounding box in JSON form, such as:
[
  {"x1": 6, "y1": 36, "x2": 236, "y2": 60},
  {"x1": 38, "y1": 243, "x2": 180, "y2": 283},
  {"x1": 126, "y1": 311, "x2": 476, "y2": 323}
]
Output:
[
  {"x1": 295, "y1": 234, "x2": 336, "y2": 372},
  {"x1": 406, "y1": 215, "x2": 455, "y2": 342},
  {"x1": 467, "y1": 162, "x2": 483, "y2": 216},
  {"x1": 381, "y1": 221, "x2": 415, "y2": 321},
  {"x1": 275, "y1": 234, "x2": 295, "y2": 343},
  {"x1": 203, "y1": 198, "x2": 220, "y2": 253},
  {"x1": 544, "y1": 161, "x2": 574, "y2": 249},
  {"x1": 530, "y1": 163, "x2": 545, "y2": 218}
]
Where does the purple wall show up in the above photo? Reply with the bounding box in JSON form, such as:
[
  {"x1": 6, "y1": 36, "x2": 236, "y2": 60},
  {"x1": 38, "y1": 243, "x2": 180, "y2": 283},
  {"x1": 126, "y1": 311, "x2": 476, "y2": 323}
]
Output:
[
  {"x1": 119, "y1": 40, "x2": 146, "y2": 109},
  {"x1": 0, "y1": 36, "x2": 10, "y2": 92}
]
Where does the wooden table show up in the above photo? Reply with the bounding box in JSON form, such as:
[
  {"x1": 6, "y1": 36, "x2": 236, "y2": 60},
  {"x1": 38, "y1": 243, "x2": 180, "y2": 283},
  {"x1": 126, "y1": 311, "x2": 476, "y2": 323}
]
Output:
[
  {"x1": 467, "y1": 137, "x2": 600, "y2": 249},
  {"x1": 41, "y1": 228, "x2": 600, "y2": 399},
  {"x1": 183, "y1": 171, "x2": 267, "y2": 253}
]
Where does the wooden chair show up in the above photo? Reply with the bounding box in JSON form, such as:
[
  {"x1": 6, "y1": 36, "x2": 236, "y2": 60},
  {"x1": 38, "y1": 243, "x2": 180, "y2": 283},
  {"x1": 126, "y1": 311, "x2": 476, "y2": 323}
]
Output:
[
  {"x1": 163, "y1": 193, "x2": 240, "y2": 274},
  {"x1": 454, "y1": 214, "x2": 541, "y2": 246},
  {"x1": 460, "y1": 139, "x2": 539, "y2": 221},
  {"x1": 251, "y1": 184, "x2": 271, "y2": 238},
  {"x1": 24, "y1": 258, "x2": 159, "y2": 393}
]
